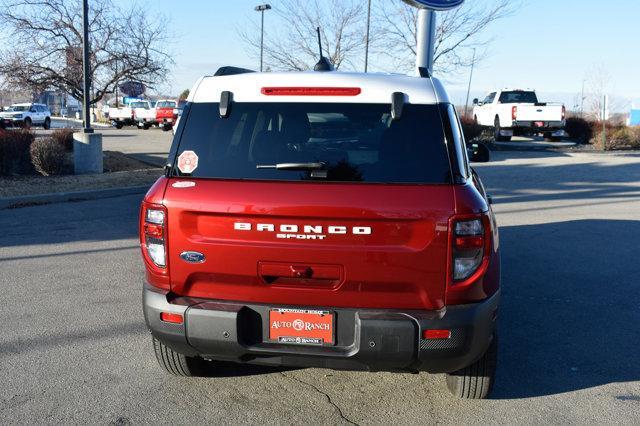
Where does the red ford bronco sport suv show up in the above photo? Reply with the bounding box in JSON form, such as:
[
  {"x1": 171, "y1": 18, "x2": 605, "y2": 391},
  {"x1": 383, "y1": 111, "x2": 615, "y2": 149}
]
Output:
[{"x1": 140, "y1": 66, "x2": 500, "y2": 399}]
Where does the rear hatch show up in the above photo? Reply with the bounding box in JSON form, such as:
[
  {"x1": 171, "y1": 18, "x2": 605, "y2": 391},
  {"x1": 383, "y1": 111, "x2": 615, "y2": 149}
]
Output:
[{"x1": 165, "y1": 101, "x2": 455, "y2": 310}]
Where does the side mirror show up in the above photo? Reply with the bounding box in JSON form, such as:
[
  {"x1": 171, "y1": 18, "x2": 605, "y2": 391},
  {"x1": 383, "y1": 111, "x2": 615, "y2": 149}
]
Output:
[
  {"x1": 467, "y1": 142, "x2": 490, "y2": 163},
  {"x1": 30, "y1": 108, "x2": 37, "y2": 113},
  {"x1": 472, "y1": 98, "x2": 479, "y2": 105}
]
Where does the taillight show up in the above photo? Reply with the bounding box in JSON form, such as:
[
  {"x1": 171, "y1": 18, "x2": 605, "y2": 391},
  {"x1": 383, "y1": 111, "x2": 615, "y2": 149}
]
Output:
[
  {"x1": 511, "y1": 106, "x2": 517, "y2": 121},
  {"x1": 562, "y1": 105, "x2": 566, "y2": 120},
  {"x1": 452, "y1": 218, "x2": 485, "y2": 281},
  {"x1": 261, "y1": 87, "x2": 361, "y2": 96},
  {"x1": 142, "y1": 204, "x2": 167, "y2": 268}
]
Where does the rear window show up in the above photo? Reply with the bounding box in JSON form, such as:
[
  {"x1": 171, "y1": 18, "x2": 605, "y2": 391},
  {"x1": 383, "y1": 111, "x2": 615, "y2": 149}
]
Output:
[
  {"x1": 498, "y1": 91, "x2": 538, "y2": 104},
  {"x1": 156, "y1": 101, "x2": 176, "y2": 108},
  {"x1": 172, "y1": 102, "x2": 452, "y2": 184}
]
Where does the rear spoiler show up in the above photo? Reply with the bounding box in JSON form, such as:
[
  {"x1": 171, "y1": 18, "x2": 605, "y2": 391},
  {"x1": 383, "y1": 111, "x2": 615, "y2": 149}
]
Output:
[{"x1": 214, "y1": 66, "x2": 256, "y2": 77}]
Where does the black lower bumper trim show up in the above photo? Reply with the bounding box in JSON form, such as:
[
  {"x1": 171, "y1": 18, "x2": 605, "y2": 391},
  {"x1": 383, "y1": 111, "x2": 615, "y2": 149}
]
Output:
[{"x1": 143, "y1": 284, "x2": 499, "y2": 373}]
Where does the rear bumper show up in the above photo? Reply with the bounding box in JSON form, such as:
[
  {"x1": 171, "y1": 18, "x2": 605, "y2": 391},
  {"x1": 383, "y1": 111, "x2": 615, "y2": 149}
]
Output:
[
  {"x1": 511, "y1": 120, "x2": 565, "y2": 129},
  {"x1": 143, "y1": 285, "x2": 499, "y2": 373},
  {"x1": 1, "y1": 118, "x2": 23, "y2": 127}
]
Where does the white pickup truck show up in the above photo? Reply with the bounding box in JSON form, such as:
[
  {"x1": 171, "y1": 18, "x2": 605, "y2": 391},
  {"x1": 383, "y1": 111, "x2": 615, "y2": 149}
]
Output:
[
  {"x1": 108, "y1": 105, "x2": 135, "y2": 129},
  {"x1": 132, "y1": 100, "x2": 156, "y2": 129},
  {"x1": 472, "y1": 89, "x2": 565, "y2": 141}
]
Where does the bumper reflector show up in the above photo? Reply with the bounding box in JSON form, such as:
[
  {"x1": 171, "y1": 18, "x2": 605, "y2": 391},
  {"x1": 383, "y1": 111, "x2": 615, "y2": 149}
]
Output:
[
  {"x1": 422, "y1": 329, "x2": 451, "y2": 340},
  {"x1": 160, "y1": 312, "x2": 184, "y2": 324}
]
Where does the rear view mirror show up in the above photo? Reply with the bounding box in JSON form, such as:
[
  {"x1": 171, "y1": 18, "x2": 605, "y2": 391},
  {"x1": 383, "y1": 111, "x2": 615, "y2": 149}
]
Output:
[
  {"x1": 467, "y1": 142, "x2": 490, "y2": 163},
  {"x1": 472, "y1": 98, "x2": 479, "y2": 105}
]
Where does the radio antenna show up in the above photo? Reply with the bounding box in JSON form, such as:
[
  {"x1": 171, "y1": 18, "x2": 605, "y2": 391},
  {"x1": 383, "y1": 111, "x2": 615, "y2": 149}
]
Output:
[
  {"x1": 317, "y1": 27, "x2": 323, "y2": 58},
  {"x1": 313, "y1": 27, "x2": 334, "y2": 72}
]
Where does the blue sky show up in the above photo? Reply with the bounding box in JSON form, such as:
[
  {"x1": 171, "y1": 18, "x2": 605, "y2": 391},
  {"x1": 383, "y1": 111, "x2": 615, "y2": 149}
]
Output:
[{"x1": 116, "y1": 0, "x2": 636, "y2": 109}]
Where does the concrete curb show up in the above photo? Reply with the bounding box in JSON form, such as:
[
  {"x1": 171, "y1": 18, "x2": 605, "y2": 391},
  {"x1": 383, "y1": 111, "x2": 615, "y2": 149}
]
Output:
[{"x1": 0, "y1": 185, "x2": 149, "y2": 210}]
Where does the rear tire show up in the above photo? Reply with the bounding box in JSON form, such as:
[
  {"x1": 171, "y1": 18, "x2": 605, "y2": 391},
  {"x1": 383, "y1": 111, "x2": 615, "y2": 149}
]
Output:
[
  {"x1": 493, "y1": 117, "x2": 511, "y2": 142},
  {"x1": 152, "y1": 336, "x2": 211, "y2": 377},
  {"x1": 445, "y1": 334, "x2": 497, "y2": 399},
  {"x1": 43, "y1": 117, "x2": 51, "y2": 130}
]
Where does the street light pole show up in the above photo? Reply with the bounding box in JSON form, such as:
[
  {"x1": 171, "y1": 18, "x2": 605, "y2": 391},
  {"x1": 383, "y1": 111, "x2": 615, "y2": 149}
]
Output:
[
  {"x1": 415, "y1": 8, "x2": 436, "y2": 75},
  {"x1": 254, "y1": 4, "x2": 271, "y2": 72},
  {"x1": 364, "y1": 0, "x2": 371, "y2": 72},
  {"x1": 464, "y1": 48, "x2": 476, "y2": 118},
  {"x1": 580, "y1": 79, "x2": 585, "y2": 118},
  {"x1": 82, "y1": 0, "x2": 92, "y2": 133}
]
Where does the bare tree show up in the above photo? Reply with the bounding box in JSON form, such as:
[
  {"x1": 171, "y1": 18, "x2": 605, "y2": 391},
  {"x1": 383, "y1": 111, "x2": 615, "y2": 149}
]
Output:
[
  {"x1": 583, "y1": 64, "x2": 624, "y2": 121},
  {"x1": 239, "y1": 0, "x2": 367, "y2": 71},
  {"x1": 374, "y1": 0, "x2": 516, "y2": 74},
  {"x1": 0, "y1": 0, "x2": 173, "y2": 105}
]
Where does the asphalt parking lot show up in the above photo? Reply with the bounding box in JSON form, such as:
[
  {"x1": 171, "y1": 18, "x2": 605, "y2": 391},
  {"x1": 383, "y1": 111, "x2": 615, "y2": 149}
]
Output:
[{"x1": 1, "y1": 136, "x2": 639, "y2": 424}]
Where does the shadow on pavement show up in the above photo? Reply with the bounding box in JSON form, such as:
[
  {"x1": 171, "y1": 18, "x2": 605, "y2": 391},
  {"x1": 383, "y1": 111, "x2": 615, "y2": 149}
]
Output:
[
  {"x1": 200, "y1": 361, "x2": 295, "y2": 378},
  {"x1": 0, "y1": 194, "x2": 142, "y2": 248},
  {"x1": 492, "y1": 219, "x2": 640, "y2": 399},
  {"x1": 0, "y1": 321, "x2": 146, "y2": 356},
  {"x1": 477, "y1": 158, "x2": 640, "y2": 205}
]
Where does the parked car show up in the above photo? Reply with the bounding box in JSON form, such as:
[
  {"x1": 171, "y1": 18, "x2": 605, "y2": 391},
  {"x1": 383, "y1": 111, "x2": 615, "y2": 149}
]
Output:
[
  {"x1": 108, "y1": 104, "x2": 135, "y2": 129},
  {"x1": 140, "y1": 67, "x2": 500, "y2": 399},
  {"x1": 154, "y1": 99, "x2": 178, "y2": 131},
  {"x1": 0, "y1": 103, "x2": 51, "y2": 129},
  {"x1": 473, "y1": 89, "x2": 566, "y2": 141},
  {"x1": 132, "y1": 100, "x2": 156, "y2": 129},
  {"x1": 171, "y1": 100, "x2": 187, "y2": 135}
]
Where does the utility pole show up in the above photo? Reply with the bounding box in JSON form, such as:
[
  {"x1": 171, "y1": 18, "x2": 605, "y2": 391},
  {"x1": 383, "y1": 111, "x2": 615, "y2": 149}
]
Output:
[
  {"x1": 464, "y1": 48, "x2": 476, "y2": 118},
  {"x1": 601, "y1": 94, "x2": 607, "y2": 151},
  {"x1": 364, "y1": 0, "x2": 372, "y2": 72},
  {"x1": 115, "y1": 61, "x2": 119, "y2": 108},
  {"x1": 74, "y1": 0, "x2": 102, "y2": 175},
  {"x1": 580, "y1": 79, "x2": 585, "y2": 118},
  {"x1": 82, "y1": 0, "x2": 92, "y2": 133},
  {"x1": 255, "y1": 4, "x2": 272, "y2": 72}
]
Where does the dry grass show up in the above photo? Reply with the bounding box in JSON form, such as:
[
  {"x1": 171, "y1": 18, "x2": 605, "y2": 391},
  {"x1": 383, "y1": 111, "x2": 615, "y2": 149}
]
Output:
[{"x1": 0, "y1": 151, "x2": 162, "y2": 198}]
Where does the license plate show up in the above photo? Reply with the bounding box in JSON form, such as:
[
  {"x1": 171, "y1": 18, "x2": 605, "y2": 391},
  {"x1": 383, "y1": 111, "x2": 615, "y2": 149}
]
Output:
[
  {"x1": 534, "y1": 121, "x2": 545, "y2": 127},
  {"x1": 269, "y1": 308, "x2": 334, "y2": 345}
]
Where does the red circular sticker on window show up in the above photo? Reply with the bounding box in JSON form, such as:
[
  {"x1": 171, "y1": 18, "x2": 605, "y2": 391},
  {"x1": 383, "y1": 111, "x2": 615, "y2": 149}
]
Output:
[{"x1": 177, "y1": 150, "x2": 198, "y2": 174}]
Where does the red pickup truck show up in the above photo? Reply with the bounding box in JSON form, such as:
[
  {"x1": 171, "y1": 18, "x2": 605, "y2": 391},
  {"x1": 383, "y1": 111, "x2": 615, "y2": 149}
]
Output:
[
  {"x1": 140, "y1": 67, "x2": 500, "y2": 399},
  {"x1": 154, "y1": 99, "x2": 178, "y2": 131}
]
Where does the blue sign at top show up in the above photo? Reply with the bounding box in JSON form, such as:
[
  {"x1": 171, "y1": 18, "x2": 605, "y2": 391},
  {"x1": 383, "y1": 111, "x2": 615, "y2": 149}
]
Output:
[{"x1": 401, "y1": 0, "x2": 464, "y2": 10}]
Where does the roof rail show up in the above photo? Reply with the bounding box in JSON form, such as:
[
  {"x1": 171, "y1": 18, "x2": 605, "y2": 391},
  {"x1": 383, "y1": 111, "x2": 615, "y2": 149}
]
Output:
[{"x1": 214, "y1": 66, "x2": 256, "y2": 77}]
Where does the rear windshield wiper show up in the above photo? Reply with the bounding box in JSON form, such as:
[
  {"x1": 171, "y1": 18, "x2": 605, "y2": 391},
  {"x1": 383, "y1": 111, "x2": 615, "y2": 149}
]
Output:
[{"x1": 256, "y1": 162, "x2": 326, "y2": 171}]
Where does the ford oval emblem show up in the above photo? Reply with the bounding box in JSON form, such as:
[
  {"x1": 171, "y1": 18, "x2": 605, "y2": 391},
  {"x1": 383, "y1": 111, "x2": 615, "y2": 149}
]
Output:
[{"x1": 180, "y1": 251, "x2": 205, "y2": 263}]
